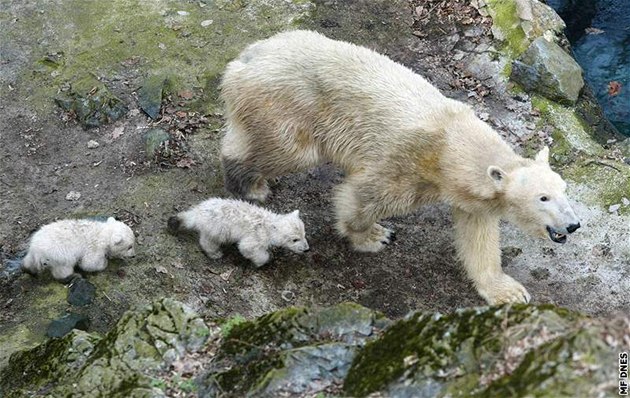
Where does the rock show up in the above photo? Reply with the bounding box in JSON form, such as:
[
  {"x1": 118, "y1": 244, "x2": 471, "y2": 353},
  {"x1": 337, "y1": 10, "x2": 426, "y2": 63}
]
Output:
[
  {"x1": 67, "y1": 278, "x2": 96, "y2": 306},
  {"x1": 511, "y1": 37, "x2": 584, "y2": 104},
  {"x1": 484, "y1": 0, "x2": 565, "y2": 55},
  {"x1": 46, "y1": 313, "x2": 90, "y2": 338},
  {"x1": 3, "y1": 302, "x2": 626, "y2": 397},
  {"x1": 344, "y1": 305, "x2": 624, "y2": 397},
  {"x1": 138, "y1": 76, "x2": 166, "y2": 119},
  {"x1": 608, "y1": 204, "x2": 621, "y2": 213},
  {"x1": 65, "y1": 191, "x2": 81, "y2": 201},
  {"x1": 55, "y1": 83, "x2": 128, "y2": 129},
  {"x1": 144, "y1": 128, "x2": 171, "y2": 156},
  {"x1": 0, "y1": 298, "x2": 209, "y2": 397},
  {"x1": 86, "y1": 139, "x2": 99, "y2": 149},
  {"x1": 198, "y1": 302, "x2": 390, "y2": 397}
]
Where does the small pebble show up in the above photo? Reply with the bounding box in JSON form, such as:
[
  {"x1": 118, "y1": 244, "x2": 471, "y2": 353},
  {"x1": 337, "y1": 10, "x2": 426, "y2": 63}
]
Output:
[
  {"x1": 65, "y1": 191, "x2": 81, "y2": 201},
  {"x1": 608, "y1": 204, "x2": 620, "y2": 213},
  {"x1": 201, "y1": 19, "x2": 213, "y2": 27},
  {"x1": 87, "y1": 140, "x2": 100, "y2": 149}
]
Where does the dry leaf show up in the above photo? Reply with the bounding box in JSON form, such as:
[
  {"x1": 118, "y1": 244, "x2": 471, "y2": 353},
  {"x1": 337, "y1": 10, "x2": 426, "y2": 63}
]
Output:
[
  {"x1": 155, "y1": 265, "x2": 168, "y2": 274},
  {"x1": 178, "y1": 90, "x2": 194, "y2": 100},
  {"x1": 175, "y1": 110, "x2": 187, "y2": 118},
  {"x1": 220, "y1": 269, "x2": 233, "y2": 281},
  {"x1": 608, "y1": 81, "x2": 622, "y2": 97},
  {"x1": 111, "y1": 126, "x2": 124, "y2": 139},
  {"x1": 585, "y1": 27, "x2": 604, "y2": 35},
  {"x1": 176, "y1": 157, "x2": 195, "y2": 169}
]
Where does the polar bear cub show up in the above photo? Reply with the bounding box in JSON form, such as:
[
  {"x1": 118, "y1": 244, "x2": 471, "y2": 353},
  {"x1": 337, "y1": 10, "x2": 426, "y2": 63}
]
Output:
[
  {"x1": 22, "y1": 217, "x2": 136, "y2": 280},
  {"x1": 168, "y1": 198, "x2": 309, "y2": 267}
]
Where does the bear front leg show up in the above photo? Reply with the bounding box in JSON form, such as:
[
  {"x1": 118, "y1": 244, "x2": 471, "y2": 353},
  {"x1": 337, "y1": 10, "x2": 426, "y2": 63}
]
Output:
[
  {"x1": 333, "y1": 181, "x2": 394, "y2": 252},
  {"x1": 199, "y1": 232, "x2": 223, "y2": 259},
  {"x1": 50, "y1": 262, "x2": 78, "y2": 281},
  {"x1": 237, "y1": 237, "x2": 270, "y2": 267},
  {"x1": 79, "y1": 252, "x2": 108, "y2": 273},
  {"x1": 453, "y1": 208, "x2": 531, "y2": 304}
]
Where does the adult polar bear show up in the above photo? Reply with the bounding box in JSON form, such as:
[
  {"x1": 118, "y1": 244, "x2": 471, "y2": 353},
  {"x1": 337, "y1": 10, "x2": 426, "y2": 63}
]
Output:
[{"x1": 220, "y1": 30, "x2": 581, "y2": 304}]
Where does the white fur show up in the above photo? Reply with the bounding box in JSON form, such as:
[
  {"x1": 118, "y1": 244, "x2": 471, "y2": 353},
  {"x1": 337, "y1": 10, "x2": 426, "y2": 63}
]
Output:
[
  {"x1": 22, "y1": 217, "x2": 136, "y2": 280},
  {"x1": 219, "y1": 30, "x2": 581, "y2": 304},
  {"x1": 172, "y1": 198, "x2": 309, "y2": 267}
]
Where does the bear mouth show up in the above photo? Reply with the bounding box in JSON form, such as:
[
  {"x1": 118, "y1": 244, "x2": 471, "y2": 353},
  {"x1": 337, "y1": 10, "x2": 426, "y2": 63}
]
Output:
[{"x1": 546, "y1": 226, "x2": 567, "y2": 244}]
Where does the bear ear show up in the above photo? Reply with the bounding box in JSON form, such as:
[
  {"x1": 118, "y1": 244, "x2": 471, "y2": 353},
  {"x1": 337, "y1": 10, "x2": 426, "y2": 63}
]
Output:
[
  {"x1": 487, "y1": 165, "x2": 506, "y2": 189},
  {"x1": 291, "y1": 210, "x2": 300, "y2": 218},
  {"x1": 535, "y1": 146, "x2": 549, "y2": 164},
  {"x1": 107, "y1": 217, "x2": 116, "y2": 223}
]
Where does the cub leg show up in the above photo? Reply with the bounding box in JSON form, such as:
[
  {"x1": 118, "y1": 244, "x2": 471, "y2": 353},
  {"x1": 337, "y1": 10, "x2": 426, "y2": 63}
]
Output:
[
  {"x1": 79, "y1": 252, "x2": 108, "y2": 272},
  {"x1": 333, "y1": 179, "x2": 395, "y2": 252},
  {"x1": 237, "y1": 237, "x2": 270, "y2": 267},
  {"x1": 452, "y1": 207, "x2": 531, "y2": 304},
  {"x1": 199, "y1": 232, "x2": 223, "y2": 259}
]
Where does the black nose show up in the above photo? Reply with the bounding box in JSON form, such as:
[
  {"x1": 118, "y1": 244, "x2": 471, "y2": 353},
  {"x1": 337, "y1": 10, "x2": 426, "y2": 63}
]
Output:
[{"x1": 567, "y1": 223, "x2": 580, "y2": 233}]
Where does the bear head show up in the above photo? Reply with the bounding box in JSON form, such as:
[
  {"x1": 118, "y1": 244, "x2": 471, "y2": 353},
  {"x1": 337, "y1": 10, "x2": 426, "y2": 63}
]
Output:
[
  {"x1": 105, "y1": 217, "x2": 136, "y2": 258},
  {"x1": 272, "y1": 210, "x2": 310, "y2": 253},
  {"x1": 488, "y1": 147, "x2": 580, "y2": 243}
]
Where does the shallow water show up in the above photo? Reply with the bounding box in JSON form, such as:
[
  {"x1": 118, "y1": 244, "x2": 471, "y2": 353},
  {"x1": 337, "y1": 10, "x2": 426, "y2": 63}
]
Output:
[{"x1": 549, "y1": 0, "x2": 630, "y2": 135}]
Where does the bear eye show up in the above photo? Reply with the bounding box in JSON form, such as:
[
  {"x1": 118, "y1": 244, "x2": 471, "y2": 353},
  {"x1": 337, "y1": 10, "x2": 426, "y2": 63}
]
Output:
[
  {"x1": 292, "y1": 239, "x2": 300, "y2": 243},
  {"x1": 540, "y1": 196, "x2": 549, "y2": 202}
]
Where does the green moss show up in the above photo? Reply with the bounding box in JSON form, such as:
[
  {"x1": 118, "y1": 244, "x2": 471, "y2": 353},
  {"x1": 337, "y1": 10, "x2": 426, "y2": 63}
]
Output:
[
  {"x1": 8, "y1": 0, "x2": 315, "y2": 116},
  {"x1": 343, "y1": 305, "x2": 580, "y2": 397},
  {"x1": 220, "y1": 314, "x2": 247, "y2": 337},
  {"x1": 485, "y1": 0, "x2": 529, "y2": 57},
  {"x1": 530, "y1": 95, "x2": 604, "y2": 166}
]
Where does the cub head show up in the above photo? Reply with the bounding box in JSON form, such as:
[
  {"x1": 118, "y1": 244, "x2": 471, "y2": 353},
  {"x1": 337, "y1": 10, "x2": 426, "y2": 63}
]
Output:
[
  {"x1": 273, "y1": 210, "x2": 310, "y2": 253},
  {"x1": 106, "y1": 217, "x2": 136, "y2": 258},
  {"x1": 488, "y1": 147, "x2": 580, "y2": 243}
]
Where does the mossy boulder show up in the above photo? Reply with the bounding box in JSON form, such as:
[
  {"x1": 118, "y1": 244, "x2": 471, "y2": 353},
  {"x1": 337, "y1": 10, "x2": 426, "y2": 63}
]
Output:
[
  {"x1": 482, "y1": 0, "x2": 564, "y2": 57},
  {"x1": 511, "y1": 37, "x2": 584, "y2": 104},
  {"x1": 0, "y1": 298, "x2": 209, "y2": 397},
  {"x1": 54, "y1": 81, "x2": 128, "y2": 129},
  {"x1": 1, "y1": 301, "x2": 626, "y2": 397},
  {"x1": 344, "y1": 305, "x2": 624, "y2": 397},
  {"x1": 199, "y1": 302, "x2": 390, "y2": 397}
]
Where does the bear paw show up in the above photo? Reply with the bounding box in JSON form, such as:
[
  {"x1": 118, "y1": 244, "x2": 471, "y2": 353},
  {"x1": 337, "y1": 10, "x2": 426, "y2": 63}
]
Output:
[
  {"x1": 350, "y1": 224, "x2": 395, "y2": 252},
  {"x1": 478, "y1": 274, "x2": 531, "y2": 305},
  {"x1": 245, "y1": 182, "x2": 271, "y2": 202}
]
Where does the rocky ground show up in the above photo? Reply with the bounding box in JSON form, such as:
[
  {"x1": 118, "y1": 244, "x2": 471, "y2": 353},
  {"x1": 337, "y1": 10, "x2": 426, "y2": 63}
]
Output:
[{"x1": 1, "y1": 0, "x2": 629, "y2": 373}]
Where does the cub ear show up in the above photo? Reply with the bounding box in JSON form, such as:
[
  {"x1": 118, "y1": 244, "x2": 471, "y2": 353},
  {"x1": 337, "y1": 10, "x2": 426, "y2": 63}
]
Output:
[
  {"x1": 291, "y1": 210, "x2": 300, "y2": 218},
  {"x1": 487, "y1": 165, "x2": 506, "y2": 189},
  {"x1": 107, "y1": 217, "x2": 116, "y2": 223},
  {"x1": 112, "y1": 234, "x2": 123, "y2": 245},
  {"x1": 535, "y1": 146, "x2": 549, "y2": 164}
]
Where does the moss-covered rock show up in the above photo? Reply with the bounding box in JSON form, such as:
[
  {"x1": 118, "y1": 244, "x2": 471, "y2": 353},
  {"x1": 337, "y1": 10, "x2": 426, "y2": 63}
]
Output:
[
  {"x1": 344, "y1": 305, "x2": 623, "y2": 397},
  {"x1": 1, "y1": 302, "x2": 626, "y2": 397},
  {"x1": 511, "y1": 37, "x2": 584, "y2": 104},
  {"x1": 199, "y1": 302, "x2": 390, "y2": 397},
  {"x1": 0, "y1": 298, "x2": 209, "y2": 397},
  {"x1": 483, "y1": 0, "x2": 564, "y2": 57}
]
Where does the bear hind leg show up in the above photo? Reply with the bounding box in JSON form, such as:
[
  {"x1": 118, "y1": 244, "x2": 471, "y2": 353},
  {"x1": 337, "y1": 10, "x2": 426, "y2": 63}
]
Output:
[
  {"x1": 222, "y1": 156, "x2": 270, "y2": 202},
  {"x1": 333, "y1": 181, "x2": 394, "y2": 252}
]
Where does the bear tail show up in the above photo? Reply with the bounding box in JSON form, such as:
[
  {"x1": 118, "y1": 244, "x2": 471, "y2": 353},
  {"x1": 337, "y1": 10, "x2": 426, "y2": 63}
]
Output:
[{"x1": 167, "y1": 215, "x2": 182, "y2": 235}]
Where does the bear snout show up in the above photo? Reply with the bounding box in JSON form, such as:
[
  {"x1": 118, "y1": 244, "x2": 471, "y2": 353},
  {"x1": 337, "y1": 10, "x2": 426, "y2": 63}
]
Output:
[{"x1": 566, "y1": 223, "x2": 580, "y2": 234}]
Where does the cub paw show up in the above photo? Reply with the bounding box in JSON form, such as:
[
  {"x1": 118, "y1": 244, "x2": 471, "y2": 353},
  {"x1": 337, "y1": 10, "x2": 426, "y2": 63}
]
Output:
[
  {"x1": 478, "y1": 274, "x2": 531, "y2": 305},
  {"x1": 204, "y1": 250, "x2": 223, "y2": 260}
]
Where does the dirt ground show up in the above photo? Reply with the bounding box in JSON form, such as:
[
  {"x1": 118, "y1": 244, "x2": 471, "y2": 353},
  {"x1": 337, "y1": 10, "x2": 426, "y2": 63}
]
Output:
[{"x1": 1, "y1": 0, "x2": 628, "y2": 368}]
